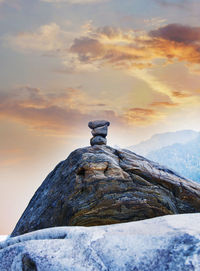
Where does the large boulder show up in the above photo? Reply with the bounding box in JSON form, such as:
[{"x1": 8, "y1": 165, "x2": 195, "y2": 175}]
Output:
[
  {"x1": 11, "y1": 145, "x2": 200, "y2": 237},
  {"x1": 1, "y1": 214, "x2": 200, "y2": 270}
]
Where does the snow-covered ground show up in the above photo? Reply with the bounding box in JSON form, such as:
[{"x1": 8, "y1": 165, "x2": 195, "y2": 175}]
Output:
[
  {"x1": 0, "y1": 235, "x2": 8, "y2": 242},
  {"x1": 0, "y1": 214, "x2": 200, "y2": 270}
]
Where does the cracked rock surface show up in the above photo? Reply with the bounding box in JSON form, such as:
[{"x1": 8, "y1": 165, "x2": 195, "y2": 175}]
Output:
[{"x1": 11, "y1": 145, "x2": 200, "y2": 237}]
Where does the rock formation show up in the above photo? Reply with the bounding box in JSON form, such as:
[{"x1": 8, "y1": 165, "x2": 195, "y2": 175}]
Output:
[
  {"x1": 89, "y1": 120, "x2": 110, "y2": 146},
  {"x1": 11, "y1": 121, "x2": 200, "y2": 237},
  {"x1": 2, "y1": 214, "x2": 200, "y2": 270}
]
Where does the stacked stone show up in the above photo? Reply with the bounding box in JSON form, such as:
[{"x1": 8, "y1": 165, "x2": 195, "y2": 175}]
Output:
[{"x1": 88, "y1": 120, "x2": 110, "y2": 146}]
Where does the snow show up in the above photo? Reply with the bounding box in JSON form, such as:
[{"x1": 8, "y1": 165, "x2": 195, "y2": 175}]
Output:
[
  {"x1": 0, "y1": 214, "x2": 200, "y2": 270},
  {"x1": 0, "y1": 235, "x2": 8, "y2": 242}
]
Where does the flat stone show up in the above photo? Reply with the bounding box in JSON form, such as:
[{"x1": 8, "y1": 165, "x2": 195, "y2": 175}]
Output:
[
  {"x1": 91, "y1": 125, "x2": 108, "y2": 137},
  {"x1": 90, "y1": 136, "x2": 107, "y2": 146},
  {"x1": 88, "y1": 120, "x2": 110, "y2": 129}
]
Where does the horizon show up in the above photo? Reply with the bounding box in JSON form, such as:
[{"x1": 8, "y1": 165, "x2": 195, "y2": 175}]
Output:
[{"x1": 1, "y1": 0, "x2": 200, "y2": 234}]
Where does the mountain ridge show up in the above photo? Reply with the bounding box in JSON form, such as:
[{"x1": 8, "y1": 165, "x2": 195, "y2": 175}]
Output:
[
  {"x1": 148, "y1": 135, "x2": 200, "y2": 183},
  {"x1": 128, "y1": 130, "x2": 199, "y2": 156}
]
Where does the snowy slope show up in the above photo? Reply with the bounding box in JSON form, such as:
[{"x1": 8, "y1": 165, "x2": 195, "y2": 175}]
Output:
[
  {"x1": 0, "y1": 236, "x2": 8, "y2": 242},
  {"x1": 1, "y1": 214, "x2": 200, "y2": 270}
]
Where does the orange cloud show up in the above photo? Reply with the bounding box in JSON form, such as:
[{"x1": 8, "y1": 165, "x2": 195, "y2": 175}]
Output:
[
  {"x1": 124, "y1": 107, "x2": 163, "y2": 125},
  {"x1": 0, "y1": 87, "x2": 123, "y2": 135},
  {"x1": 0, "y1": 85, "x2": 167, "y2": 132},
  {"x1": 150, "y1": 101, "x2": 179, "y2": 107},
  {"x1": 153, "y1": 0, "x2": 188, "y2": 9},
  {"x1": 150, "y1": 24, "x2": 200, "y2": 44},
  {"x1": 172, "y1": 91, "x2": 192, "y2": 98},
  {"x1": 69, "y1": 23, "x2": 200, "y2": 104},
  {"x1": 5, "y1": 23, "x2": 200, "y2": 123},
  {"x1": 6, "y1": 22, "x2": 200, "y2": 74},
  {"x1": 70, "y1": 23, "x2": 200, "y2": 70}
]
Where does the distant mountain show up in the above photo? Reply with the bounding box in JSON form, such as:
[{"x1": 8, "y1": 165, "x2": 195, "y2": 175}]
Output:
[
  {"x1": 147, "y1": 136, "x2": 200, "y2": 183},
  {"x1": 128, "y1": 130, "x2": 199, "y2": 156}
]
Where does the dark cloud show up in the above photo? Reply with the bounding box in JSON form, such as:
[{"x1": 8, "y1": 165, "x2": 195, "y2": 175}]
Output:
[
  {"x1": 150, "y1": 24, "x2": 200, "y2": 44},
  {"x1": 70, "y1": 23, "x2": 200, "y2": 72},
  {"x1": 70, "y1": 31, "x2": 153, "y2": 69},
  {"x1": 70, "y1": 37, "x2": 105, "y2": 62}
]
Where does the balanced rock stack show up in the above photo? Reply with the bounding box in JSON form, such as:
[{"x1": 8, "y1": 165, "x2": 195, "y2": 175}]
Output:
[
  {"x1": 3, "y1": 121, "x2": 200, "y2": 270},
  {"x1": 88, "y1": 120, "x2": 110, "y2": 146},
  {"x1": 10, "y1": 120, "x2": 200, "y2": 239}
]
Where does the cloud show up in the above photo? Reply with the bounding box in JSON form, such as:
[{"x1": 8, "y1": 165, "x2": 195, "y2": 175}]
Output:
[
  {"x1": 0, "y1": 86, "x2": 123, "y2": 135},
  {"x1": 5, "y1": 23, "x2": 71, "y2": 53},
  {"x1": 70, "y1": 23, "x2": 200, "y2": 72},
  {"x1": 153, "y1": 0, "x2": 188, "y2": 9},
  {"x1": 0, "y1": 85, "x2": 165, "y2": 133},
  {"x1": 70, "y1": 27, "x2": 154, "y2": 70},
  {"x1": 7, "y1": 22, "x2": 200, "y2": 73},
  {"x1": 124, "y1": 107, "x2": 162, "y2": 125},
  {"x1": 150, "y1": 101, "x2": 179, "y2": 107},
  {"x1": 69, "y1": 23, "x2": 200, "y2": 102},
  {"x1": 150, "y1": 23, "x2": 200, "y2": 44},
  {"x1": 172, "y1": 91, "x2": 192, "y2": 98},
  {"x1": 41, "y1": 0, "x2": 107, "y2": 4},
  {"x1": 5, "y1": 22, "x2": 200, "y2": 108},
  {"x1": 0, "y1": 87, "x2": 87, "y2": 134}
]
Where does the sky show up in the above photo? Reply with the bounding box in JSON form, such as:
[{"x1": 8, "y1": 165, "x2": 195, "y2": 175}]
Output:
[{"x1": 0, "y1": 0, "x2": 200, "y2": 234}]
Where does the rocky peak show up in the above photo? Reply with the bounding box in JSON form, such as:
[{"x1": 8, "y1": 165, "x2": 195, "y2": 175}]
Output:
[{"x1": 11, "y1": 122, "x2": 200, "y2": 237}]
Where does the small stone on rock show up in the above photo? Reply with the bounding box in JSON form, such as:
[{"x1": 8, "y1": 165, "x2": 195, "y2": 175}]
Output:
[
  {"x1": 92, "y1": 125, "x2": 108, "y2": 137},
  {"x1": 90, "y1": 136, "x2": 107, "y2": 146},
  {"x1": 88, "y1": 120, "x2": 110, "y2": 129}
]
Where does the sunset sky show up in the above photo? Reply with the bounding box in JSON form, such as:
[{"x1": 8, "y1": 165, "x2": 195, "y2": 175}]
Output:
[{"x1": 0, "y1": 0, "x2": 200, "y2": 234}]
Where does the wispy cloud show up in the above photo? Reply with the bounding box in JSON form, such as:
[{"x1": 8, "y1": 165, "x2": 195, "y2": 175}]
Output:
[
  {"x1": 150, "y1": 101, "x2": 179, "y2": 107},
  {"x1": 124, "y1": 107, "x2": 163, "y2": 125},
  {"x1": 150, "y1": 23, "x2": 200, "y2": 45},
  {"x1": 153, "y1": 0, "x2": 188, "y2": 9},
  {"x1": 6, "y1": 22, "x2": 200, "y2": 72},
  {"x1": 172, "y1": 91, "x2": 192, "y2": 98},
  {"x1": 5, "y1": 23, "x2": 70, "y2": 53},
  {"x1": 70, "y1": 23, "x2": 200, "y2": 71},
  {"x1": 4, "y1": 22, "x2": 200, "y2": 122},
  {"x1": 0, "y1": 85, "x2": 168, "y2": 133},
  {"x1": 0, "y1": 86, "x2": 125, "y2": 134},
  {"x1": 41, "y1": 0, "x2": 108, "y2": 4},
  {"x1": 69, "y1": 23, "x2": 200, "y2": 101}
]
